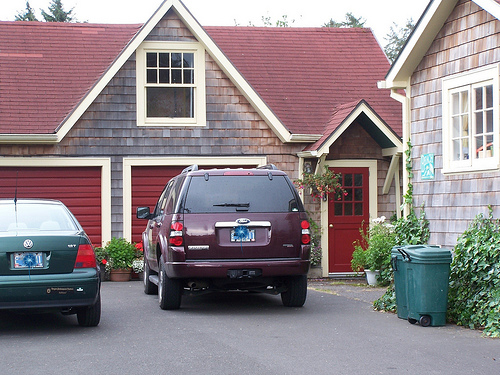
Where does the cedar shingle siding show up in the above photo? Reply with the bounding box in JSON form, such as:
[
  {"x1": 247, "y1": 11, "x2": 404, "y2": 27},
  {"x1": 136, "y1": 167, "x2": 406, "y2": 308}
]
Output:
[{"x1": 410, "y1": 0, "x2": 500, "y2": 247}]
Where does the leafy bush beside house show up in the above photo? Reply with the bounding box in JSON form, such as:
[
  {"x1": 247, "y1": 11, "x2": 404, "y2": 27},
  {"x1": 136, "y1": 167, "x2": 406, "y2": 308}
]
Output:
[{"x1": 447, "y1": 208, "x2": 500, "y2": 337}]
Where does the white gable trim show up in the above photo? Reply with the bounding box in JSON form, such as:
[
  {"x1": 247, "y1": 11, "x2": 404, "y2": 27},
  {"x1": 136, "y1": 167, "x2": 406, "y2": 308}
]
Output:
[
  {"x1": 383, "y1": 0, "x2": 500, "y2": 88},
  {"x1": 316, "y1": 102, "x2": 402, "y2": 157},
  {"x1": 14, "y1": 0, "x2": 292, "y2": 144}
]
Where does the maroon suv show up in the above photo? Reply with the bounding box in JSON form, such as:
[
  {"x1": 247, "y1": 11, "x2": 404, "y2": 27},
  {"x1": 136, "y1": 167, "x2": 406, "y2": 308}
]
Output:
[{"x1": 136, "y1": 165, "x2": 310, "y2": 309}]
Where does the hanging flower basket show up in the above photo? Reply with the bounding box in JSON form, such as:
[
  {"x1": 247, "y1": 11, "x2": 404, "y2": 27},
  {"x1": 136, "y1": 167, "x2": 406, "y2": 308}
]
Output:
[{"x1": 294, "y1": 165, "x2": 345, "y2": 201}]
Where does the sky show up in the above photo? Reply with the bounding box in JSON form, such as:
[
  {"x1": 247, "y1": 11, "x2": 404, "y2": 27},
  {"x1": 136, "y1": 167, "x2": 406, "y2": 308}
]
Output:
[{"x1": 1, "y1": 0, "x2": 431, "y2": 45}]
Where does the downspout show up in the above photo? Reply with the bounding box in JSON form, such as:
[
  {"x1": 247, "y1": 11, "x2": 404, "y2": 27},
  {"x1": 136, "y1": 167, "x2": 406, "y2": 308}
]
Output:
[{"x1": 390, "y1": 86, "x2": 411, "y2": 218}]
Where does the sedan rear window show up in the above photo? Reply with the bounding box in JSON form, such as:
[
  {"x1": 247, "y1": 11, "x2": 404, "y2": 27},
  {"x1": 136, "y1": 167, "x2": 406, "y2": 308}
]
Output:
[
  {"x1": 182, "y1": 175, "x2": 301, "y2": 213},
  {"x1": 0, "y1": 203, "x2": 79, "y2": 232}
]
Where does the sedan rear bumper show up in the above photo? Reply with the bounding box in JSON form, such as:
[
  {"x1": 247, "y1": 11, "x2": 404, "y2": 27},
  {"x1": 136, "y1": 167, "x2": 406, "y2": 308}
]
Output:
[{"x1": 0, "y1": 269, "x2": 100, "y2": 310}]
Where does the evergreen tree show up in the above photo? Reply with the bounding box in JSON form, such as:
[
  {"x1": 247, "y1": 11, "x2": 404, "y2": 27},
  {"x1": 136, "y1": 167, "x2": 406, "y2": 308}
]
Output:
[
  {"x1": 323, "y1": 12, "x2": 366, "y2": 28},
  {"x1": 41, "y1": 0, "x2": 75, "y2": 22},
  {"x1": 15, "y1": 1, "x2": 38, "y2": 21},
  {"x1": 384, "y1": 18, "x2": 416, "y2": 64}
]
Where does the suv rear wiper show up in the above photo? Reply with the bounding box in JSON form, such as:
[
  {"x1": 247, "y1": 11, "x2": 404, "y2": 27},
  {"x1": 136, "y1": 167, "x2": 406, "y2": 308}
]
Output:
[{"x1": 213, "y1": 203, "x2": 250, "y2": 208}]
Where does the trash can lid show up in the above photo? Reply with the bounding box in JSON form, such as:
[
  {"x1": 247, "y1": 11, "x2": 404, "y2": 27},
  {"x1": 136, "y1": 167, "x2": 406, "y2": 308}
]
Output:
[{"x1": 392, "y1": 245, "x2": 452, "y2": 263}]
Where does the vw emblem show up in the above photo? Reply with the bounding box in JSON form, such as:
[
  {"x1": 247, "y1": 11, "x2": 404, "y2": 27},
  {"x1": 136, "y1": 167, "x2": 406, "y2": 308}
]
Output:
[
  {"x1": 236, "y1": 218, "x2": 250, "y2": 225},
  {"x1": 23, "y1": 239, "x2": 34, "y2": 249}
]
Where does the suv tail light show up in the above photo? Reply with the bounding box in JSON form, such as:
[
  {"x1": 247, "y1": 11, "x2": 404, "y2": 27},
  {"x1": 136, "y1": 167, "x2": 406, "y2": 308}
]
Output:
[
  {"x1": 74, "y1": 244, "x2": 97, "y2": 268},
  {"x1": 301, "y1": 220, "x2": 311, "y2": 245},
  {"x1": 169, "y1": 221, "x2": 184, "y2": 246}
]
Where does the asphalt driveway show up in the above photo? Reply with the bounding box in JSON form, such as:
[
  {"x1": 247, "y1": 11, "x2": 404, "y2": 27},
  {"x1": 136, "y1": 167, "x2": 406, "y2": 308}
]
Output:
[{"x1": 0, "y1": 279, "x2": 498, "y2": 375}]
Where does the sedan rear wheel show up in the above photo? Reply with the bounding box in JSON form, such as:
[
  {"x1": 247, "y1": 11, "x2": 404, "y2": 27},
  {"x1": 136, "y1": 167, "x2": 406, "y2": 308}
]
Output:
[
  {"x1": 158, "y1": 258, "x2": 182, "y2": 310},
  {"x1": 76, "y1": 291, "x2": 101, "y2": 327}
]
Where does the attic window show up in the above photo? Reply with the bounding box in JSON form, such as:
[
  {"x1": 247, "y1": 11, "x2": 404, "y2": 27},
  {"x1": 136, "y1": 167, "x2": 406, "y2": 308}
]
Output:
[{"x1": 136, "y1": 42, "x2": 206, "y2": 127}]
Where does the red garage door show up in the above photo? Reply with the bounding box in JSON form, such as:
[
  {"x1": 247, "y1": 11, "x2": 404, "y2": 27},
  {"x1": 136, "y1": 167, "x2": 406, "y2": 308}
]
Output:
[{"x1": 0, "y1": 167, "x2": 102, "y2": 245}]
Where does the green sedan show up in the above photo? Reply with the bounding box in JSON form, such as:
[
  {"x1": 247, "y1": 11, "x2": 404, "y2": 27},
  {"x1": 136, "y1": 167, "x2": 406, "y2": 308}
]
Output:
[{"x1": 0, "y1": 199, "x2": 101, "y2": 327}]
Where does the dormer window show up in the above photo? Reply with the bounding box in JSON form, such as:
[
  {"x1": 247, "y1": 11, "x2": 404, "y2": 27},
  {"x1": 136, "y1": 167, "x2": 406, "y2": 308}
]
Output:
[{"x1": 137, "y1": 42, "x2": 206, "y2": 126}]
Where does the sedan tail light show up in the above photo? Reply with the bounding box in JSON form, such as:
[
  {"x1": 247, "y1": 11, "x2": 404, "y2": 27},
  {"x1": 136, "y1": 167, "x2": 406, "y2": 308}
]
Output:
[
  {"x1": 74, "y1": 244, "x2": 97, "y2": 268},
  {"x1": 301, "y1": 220, "x2": 311, "y2": 245}
]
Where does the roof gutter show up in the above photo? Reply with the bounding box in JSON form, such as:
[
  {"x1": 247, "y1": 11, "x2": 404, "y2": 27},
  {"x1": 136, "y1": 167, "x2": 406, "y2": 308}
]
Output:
[{"x1": 0, "y1": 134, "x2": 59, "y2": 144}]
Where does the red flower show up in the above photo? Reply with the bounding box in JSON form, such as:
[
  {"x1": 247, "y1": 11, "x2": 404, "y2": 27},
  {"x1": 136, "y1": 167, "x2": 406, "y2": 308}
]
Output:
[{"x1": 101, "y1": 259, "x2": 107, "y2": 265}]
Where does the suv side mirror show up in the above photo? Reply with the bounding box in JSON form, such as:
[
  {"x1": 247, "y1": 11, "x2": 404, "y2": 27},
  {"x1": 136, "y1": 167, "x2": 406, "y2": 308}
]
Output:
[{"x1": 136, "y1": 206, "x2": 152, "y2": 220}]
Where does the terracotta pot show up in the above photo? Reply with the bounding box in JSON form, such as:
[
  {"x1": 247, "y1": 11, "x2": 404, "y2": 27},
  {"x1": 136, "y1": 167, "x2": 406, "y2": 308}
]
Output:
[{"x1": 110, "y1": 268, "x2": 131, "y2": 282}]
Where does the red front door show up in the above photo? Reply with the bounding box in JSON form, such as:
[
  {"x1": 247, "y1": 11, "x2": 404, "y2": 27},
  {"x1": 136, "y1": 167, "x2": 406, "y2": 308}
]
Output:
[{"x1": 328, "y1": 167, "x2": 369, "y2": 273}]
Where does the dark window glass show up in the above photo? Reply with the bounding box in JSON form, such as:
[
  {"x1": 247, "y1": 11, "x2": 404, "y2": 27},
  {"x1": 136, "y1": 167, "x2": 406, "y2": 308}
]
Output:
[
  {"x1": 344, "y1": 203, "x2": 353, "y2": 216},
  {"x1": 171, "y1": 53, "x2": 182, "y2": 68},
  {"x1": 334, "y1": 203, "x2": 343, "y2": 216},
  {"x1": 354, "y1": 203, "x2": 363, "y2": 216},
  {"x1": 354, "y1": 174, "x2": 363, "y2": 187},
  {"x1": 159, "y1": 53, "x2": 170, "y2": 68},
  {"x1": 147, "y1": 69, "x2": 157, "y2": 84},
  {"x1": 172, "y1": 69, "x2": 182, "y2": 83},
  {"x1": 354, "y1": 188, "x2": 363, "y2": 201},
  {"x1": 344, "y1": 174, "x2": 353, "y2": 186},
  {"x1": 183, "y1": 53, "x2": 194, "y2": 68},
  {"x1": 344, "y1": 188, "x2": 353, "y2": 201},
  {"x1": 159, "y1": 70, "x2": 169, "y2": 84},
  {"x1": 146, "y1": 53, "x2": 157, "y2": 68},
  {"x1": 146, "y1": 87, "x2": 194, "y2": 118},
  {"x1": 184, "y1": 70, "x2": 194, "y2": 84},
  {"x1": 183, "y1": 176, "x2": 299, "y2": 213}
]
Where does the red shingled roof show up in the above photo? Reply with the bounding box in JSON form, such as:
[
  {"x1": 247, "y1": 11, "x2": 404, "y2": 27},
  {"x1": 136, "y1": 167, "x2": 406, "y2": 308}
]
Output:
[
  {"x1": 206, "y1": 27, "x2": 401, "y2": 136},
  {"x1": 0, "y1": 21, "x2": 401, "y2": 139},
  {"x1": 0, "y1": 21, "x2": 140, "y2": 134}
]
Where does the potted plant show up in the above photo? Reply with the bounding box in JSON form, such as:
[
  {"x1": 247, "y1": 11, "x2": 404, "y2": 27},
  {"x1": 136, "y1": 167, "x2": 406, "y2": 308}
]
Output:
[
  {"x1": 94, "y1": 246, "x2": 109, "y2": 281},
  {"x1": 351, "y1": 217, "x2": 396, "y2": 285},
  {"x1": 131, "y1": 242, "x2": 144, "y2": 280},
  {"x1": 294, "y1": 165, "x2": 344, "y2": 201},
  {"x1": 105, "y1": 237, "x2": 136, "y2": 282}
]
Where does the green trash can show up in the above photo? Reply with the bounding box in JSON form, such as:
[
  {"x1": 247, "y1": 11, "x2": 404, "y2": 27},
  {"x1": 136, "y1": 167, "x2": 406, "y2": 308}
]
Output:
[{"x1": 391, "y1": 245, "x2": 452, "y2": 327}]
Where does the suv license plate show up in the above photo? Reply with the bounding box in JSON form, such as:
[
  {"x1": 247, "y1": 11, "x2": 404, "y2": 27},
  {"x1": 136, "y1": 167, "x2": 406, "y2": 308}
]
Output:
[
  {"x1": 230, "y1": 229, "x2": 255, "y2": 242},
  {"x1": 13, "y1": 252, "x2": 44, "y2": 269}
]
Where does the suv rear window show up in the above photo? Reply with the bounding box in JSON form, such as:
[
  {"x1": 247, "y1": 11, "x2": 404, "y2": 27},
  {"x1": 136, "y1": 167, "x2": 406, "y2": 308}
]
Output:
[{"x1": 182, "y1": 175, "x2": 301, "y2": 213}]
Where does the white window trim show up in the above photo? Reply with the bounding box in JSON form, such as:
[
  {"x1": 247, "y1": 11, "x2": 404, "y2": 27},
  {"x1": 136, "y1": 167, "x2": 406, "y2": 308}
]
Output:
[
  {"x1": 442, "y1": 64, "x2": 500, "y2": 174},
  {"x1": 136, "y1": 41, "x2": 206, "y2": 127}
]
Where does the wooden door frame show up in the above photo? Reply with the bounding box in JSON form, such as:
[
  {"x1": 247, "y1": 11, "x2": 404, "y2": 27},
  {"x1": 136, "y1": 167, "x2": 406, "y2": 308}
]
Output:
[{"x1": 320, "y1": 159, "x2": 378, "y2": 277}]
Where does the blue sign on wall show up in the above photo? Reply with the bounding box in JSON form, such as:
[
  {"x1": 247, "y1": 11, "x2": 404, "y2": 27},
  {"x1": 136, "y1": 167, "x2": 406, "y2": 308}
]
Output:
[{"x1": 421, "y1": 153, "x2": 435, "y2": 180}]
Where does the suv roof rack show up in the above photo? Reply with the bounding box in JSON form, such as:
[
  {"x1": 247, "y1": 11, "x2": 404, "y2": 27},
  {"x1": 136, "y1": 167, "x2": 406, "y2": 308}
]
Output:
[
  {"x1": 256, "y1": 164, "x2": 279, "y2": 170},
  {"x1": 182, "y1": 164, "x2": 199, "y2": 174}
]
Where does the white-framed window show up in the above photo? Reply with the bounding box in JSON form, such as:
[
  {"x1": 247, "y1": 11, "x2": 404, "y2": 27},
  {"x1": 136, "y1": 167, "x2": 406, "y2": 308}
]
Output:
[
  {"x1": 442, "y1": 65, "x2": 499, "y2": 173},
  {"x1": 136, "y1": 41, "x2": 206, "y2": 127}
]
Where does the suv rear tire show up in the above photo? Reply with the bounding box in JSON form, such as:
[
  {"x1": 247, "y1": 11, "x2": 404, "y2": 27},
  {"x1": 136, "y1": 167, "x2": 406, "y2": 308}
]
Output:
[
  {"x1": 158, "y1": 257, "x2": 182, "y2": 310},
  {"x1": 281, "y1": 275, "x2": 307, "y2": 307}
]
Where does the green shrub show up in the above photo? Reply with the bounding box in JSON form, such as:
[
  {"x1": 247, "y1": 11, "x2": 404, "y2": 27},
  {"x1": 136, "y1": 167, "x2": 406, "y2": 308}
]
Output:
[
  {"x1": 351, "y1": 217, "x2": 396, "y2": 285},
  {"x1": 448, "y1": 209, "x2": 500, "y2": 337},
  {"x1": 104, "y1": 237, "x2": 136, "y2": 270}
]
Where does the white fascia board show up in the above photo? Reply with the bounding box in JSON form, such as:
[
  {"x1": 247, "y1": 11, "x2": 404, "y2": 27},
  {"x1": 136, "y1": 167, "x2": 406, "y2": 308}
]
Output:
[
  {"x1": 316, "y1": 103, "x2": 403, "y2": 157},
  {"x1": 55, "y1": 0, "x2": 178, "y2": 142},
  {"x1": 0, "y1": 134, "x2": 59, "y2": 144},
  {"x1": 475, "y1": 0, "x2": 500, "y2": 20},
  {"x1": 289, "y1": 134, "x2": 322, "y2": 142},
  {"x1": 54, "y1": 0, "x2": 293, "y2": 144},
  {"x1": 173, "y1": 3, "x2": 293, "y2": 143},
  {"x1": 384, "y1": 0, "x2": 458, "y2": 88}
]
